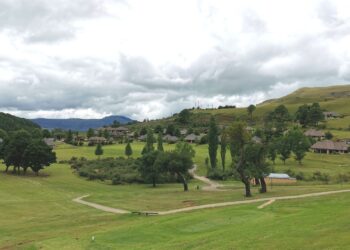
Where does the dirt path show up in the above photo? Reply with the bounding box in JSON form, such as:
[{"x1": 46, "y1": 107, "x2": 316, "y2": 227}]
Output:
[
  {"x1": 73, "y1": 189, "x2": 350, "y2": 216},
  {"x1": 189, "y1": 165, "x2": 225, "y2": 191},
  {"x1": 258, "y1": 199, "x2": 275, "y2": 209},
  {"x1": 73, "y1": 195, "x2": 129, "y2": 214}
]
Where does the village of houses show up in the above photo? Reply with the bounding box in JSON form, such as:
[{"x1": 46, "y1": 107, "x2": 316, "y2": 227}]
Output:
[{"x1": 44, "y1": 110, "x2": 350, "y2": 156}]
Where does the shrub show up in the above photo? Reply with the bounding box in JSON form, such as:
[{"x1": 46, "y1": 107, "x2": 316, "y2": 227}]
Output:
[
  {"x1": 206, "y1": 168, "x2": 233, "y2": 181},
  {"x1": 312, "y1": 171, "x2": 331, "y2": 183}
]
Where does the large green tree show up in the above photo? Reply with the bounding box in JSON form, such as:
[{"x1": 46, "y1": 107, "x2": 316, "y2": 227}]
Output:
[
  {"x1": 295, "y1": 103, "x2": 324, "y2": 127},
  {"x1": 139, "y1": 151, "x2": 162, "y2": 187},
  {"x1": 0, "y1": 129, "x2": 8, "y2": 160},
  {"x1": 177, "y1": 109, "x2": 191, "y2": 124},
  {"x1": 3, "y1": 130, "x2": 32, "y2": 174},
  {"x1": 277, "y1": 136, "x2": 291, "y2": 165},
  {"x1": 271, "y1": 105, "x2": 291, "y2": 135},
  {"x1": 228, "y1": 122, "x2": 252, "y2": 197},
  {"x1": 245, "y1": 143, "x2": 270, "y2": 193},
  {"x1": 157, "y1": 151, "x2": 193, "y2": 191},
  {"x1": 208, "y1": 116, "x2": 219, "y2": 169},
  {"x1": 247, "y1": 104, "x2": 256, "y2": 121},
  {"x1": 23, "y1": 140, "x2": 56, "y2": 175},
  {"x1": 309, "y1": 103, "x2": 324, "y2": 126},
  {"x1": 288, "y1": 129, "x2": 311, "y2": 165},
  {"x1": 175, "y1": 141, "x2": 196, "y2": 159}
]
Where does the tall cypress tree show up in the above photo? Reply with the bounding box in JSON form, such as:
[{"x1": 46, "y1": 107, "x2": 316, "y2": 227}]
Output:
[
  {"x1": 142, "y1": 129, "x2": 154, "y2": 155},
  {"x1": 208, "y1": 116, "x2": 219, "y2": 169},
  {"x1": 95, "y1": 143, "x2": 103, "y2": 160},
  {"x1": 125, "y1": 142, "x2": 133, "y2": 158},
  {"x1": 157, "y1": 132, "x2": 164, "y2": 152},
  {"x1": 220, "y1": 128, "x2": 228, "y2": 171}
]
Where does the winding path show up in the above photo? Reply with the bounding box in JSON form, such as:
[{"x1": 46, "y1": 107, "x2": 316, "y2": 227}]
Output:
[
  {"x1": 189, "y1": 165, "x2": 225, "y2": 191},
  {"x1": 73, "y1": 189, "x2": 350, "y2": 216},
  {"x1": 73, "y1": 195, "x2": 129, "y2": 214}
]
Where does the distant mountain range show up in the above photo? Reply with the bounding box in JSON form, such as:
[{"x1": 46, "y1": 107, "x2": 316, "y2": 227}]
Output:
[{"x1": 31, "y1": 115, "x2": 135, "y2": 131}]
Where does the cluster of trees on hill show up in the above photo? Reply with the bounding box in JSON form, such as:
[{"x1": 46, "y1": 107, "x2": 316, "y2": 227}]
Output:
[
  {"x1": 0, "y1": 129, "x2": 56, "y2": 175},
  {"x1": 295, "y1": 103, "x2": 324, "y2": 127}
]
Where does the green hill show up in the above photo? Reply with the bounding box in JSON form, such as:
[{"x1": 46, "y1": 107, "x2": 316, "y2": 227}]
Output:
[
  {"x1": 0, "y1": 112, "x2": 40, "y2": 133},
  {"x1": 130, "y1": 84, "x2": 350, "y2": 130}
]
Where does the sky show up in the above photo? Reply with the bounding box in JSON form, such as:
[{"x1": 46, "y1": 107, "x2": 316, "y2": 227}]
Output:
[{"x1": 1, "y1": 0, "x2": 350, "y2": 121}]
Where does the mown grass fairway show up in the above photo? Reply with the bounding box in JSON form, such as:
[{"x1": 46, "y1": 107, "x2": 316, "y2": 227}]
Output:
[
  {"x1": 1, "y1": 164, "x2": 350, "y2": 249},
  {"x1": 1, "y1": 141, "x2": 350, "y2": 249}
]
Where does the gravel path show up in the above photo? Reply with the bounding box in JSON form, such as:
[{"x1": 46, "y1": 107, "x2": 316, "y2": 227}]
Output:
[
  {"x1": 189, "y1": 165, "x2": 225, "y2": 191},
  {"x1": 73, "y1": 189, "x2": 350, "y2": 215},
  {"x1": 73, "y1": 195, "x2": 129, "y2": 214}
]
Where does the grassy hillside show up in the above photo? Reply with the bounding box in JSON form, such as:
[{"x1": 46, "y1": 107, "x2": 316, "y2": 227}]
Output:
[
  {"x1": 0, "y1": 112, "x2": 40, "y2": 133},
  {"x1": 130, "y1": 84, "x2": 350, "y2": 130}
]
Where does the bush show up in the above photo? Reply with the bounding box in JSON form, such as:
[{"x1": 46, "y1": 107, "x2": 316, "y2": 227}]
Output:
[
  {"x1": 206, "y1": 168, "x2": 233, "y2": 181},
  {"x1": 312, "y1": 171, "x2": 330, "y2": 183},
  {"x1": 199, "y1": 135, "x2": 208, "y2": 144},
  {"x1": 72, "y1": 158, "x2": 143, "y2": 184},
  {"x1": 336, "y1": 173, "x2": 350, "y2": 183}
]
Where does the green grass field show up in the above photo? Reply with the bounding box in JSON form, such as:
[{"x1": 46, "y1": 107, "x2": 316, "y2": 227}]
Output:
[{"x1": 1, "y1": 140, "x2": 350, "y2": 249}]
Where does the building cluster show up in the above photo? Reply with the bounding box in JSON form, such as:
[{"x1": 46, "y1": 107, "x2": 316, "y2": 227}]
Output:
[{"x1": 304, "y1": 129, "x2": 349, "y2": 154}]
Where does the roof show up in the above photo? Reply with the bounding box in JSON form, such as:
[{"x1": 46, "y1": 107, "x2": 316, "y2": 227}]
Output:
[
  {"x1": 304, "y1": 129, "x2": 325, "y2": 137},
  {"x1": 115, "y1": 127, "x2": 129, "y2": 131},
  {"x1": 43, "y1": 138, "x2": 55, "y2": 146},
  {"x1": 268, "y1": 173, "x2": 294, "y2": 179},
  {"x1": 89, "y1": 136, "x2": 107, "y2": 141},
  {"x1": 180, "y1": 129, "x2": 188, "y2": 135},
  {"x1": 311, "y1": 140, "x2": 348, "y2": 151},
  {"x1": 163, "y1": 134, "x2": 179, "y2": 142},
  {"x1": 185, "y1": 134, "x2": 197, "y2": 141},
  {"x1": 138, "y1": 135, "x2": 147, "y2": 140},
  {"x1": 252, "y1": 136, "x2": 262, "y2": 143},
  {"x1": 323, "y1": 111, "x2": 339, "y2": 116}
]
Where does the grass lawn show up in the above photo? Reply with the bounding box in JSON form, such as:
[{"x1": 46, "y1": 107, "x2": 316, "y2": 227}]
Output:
[
  {"x1": 1, "y1": 140, "x2": 350, "y2": 249},
  {"x1": 1, "y1": 164, "x2": 350, "y2": 249}
]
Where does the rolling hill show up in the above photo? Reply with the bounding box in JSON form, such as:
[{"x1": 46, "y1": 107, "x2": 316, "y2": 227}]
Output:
[
  {"x1": 129, "y1": 84, "x2": 350, "y2": 130},
  {"x1": 31, "y1": 115, "x2": 135, "y2": 131},
  {"x1": 0, "y1": 112, "x2": 41, "y2": 132}
]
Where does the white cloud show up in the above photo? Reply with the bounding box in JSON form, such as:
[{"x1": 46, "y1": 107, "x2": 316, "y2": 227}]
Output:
[{"x1": 1, "y1": 0, "x2": 350, "y2": 120}]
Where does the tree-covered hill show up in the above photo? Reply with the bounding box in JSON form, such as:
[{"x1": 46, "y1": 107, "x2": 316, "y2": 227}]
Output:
[{"x1": 0, "y1": 112, "x2": 40, "y2": 132}]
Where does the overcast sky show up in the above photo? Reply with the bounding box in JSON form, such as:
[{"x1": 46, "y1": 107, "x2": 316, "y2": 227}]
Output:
[{"x1": 1, "y1": 0, "x2": 350, "y2": 120}]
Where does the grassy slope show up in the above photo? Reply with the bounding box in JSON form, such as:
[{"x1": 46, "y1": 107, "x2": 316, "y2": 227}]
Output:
[{"x1": 170, "y1": 85, "x2": 350, "y2": 129}]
